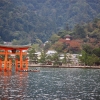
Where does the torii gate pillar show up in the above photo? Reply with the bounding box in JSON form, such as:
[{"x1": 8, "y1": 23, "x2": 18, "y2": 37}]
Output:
[{"x1": 0, "y1": 45, "x2": 30, "y2": 72}]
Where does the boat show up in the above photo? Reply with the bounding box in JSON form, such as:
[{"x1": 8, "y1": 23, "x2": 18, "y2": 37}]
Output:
[
  {"x1": 18, "y1": 70, "x2": 40, "y2": 72},
  {"x1": 32, "y1": 70, "x2": 40, "y2": 72}
]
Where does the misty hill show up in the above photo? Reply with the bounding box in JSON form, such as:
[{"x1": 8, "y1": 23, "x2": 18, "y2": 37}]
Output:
[{"x1": 0, "y1": 0, "x2": 100, "y2": 44}]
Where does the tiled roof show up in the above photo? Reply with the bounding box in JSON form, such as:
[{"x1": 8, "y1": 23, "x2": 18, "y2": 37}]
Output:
[{"x1": 0, "y1": 44, "x2": 31, "y2": 50}]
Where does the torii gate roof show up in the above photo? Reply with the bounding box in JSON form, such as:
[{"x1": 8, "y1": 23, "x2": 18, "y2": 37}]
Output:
[{"x1": 0, "y1": 44, "x2": 31, "y2": 50}]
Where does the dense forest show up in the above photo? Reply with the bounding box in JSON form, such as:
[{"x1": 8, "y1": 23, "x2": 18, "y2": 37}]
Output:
[
  {"x1": 0, "y1": 0, "x2": 100, "y2": 44},
  {"x1": 44, "y1": 18, "x2": 100, "y2": 65},
  {"x1": 47, "y1": 18, "x2": 100, "y2": 53}
]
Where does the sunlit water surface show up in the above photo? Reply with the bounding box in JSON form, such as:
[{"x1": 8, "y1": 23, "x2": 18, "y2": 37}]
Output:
[{"x1": 0, "y1": 68, "x2": 100, "y2": 100}]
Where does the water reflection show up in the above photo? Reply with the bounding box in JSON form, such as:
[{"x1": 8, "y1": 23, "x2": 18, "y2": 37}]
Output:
[
  {"x1": 0, "y1": 68, "x2": 100, "y2": 99},
  {"x1": 0, "y1": 71, "x2": 28, "y2": 100}
]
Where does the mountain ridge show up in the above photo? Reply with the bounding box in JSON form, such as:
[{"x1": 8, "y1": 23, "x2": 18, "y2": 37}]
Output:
[{"x1": 0, "y1": 0, "x2": 100, "y2": 44}]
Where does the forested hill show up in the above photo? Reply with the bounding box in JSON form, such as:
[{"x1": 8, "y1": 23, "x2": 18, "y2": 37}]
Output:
[{"x1": 0, "y1": 0, "x2": 100, "y2": 45}]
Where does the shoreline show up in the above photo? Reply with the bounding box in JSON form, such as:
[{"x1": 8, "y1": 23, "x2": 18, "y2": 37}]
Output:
[{"x1": 28, "y1": 64, "x2": 100, "y2": 69}]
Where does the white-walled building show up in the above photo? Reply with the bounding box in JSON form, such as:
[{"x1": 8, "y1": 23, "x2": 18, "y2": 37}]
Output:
[
  {"x1": 46, "y1": 50, "x2": 57, "y2": 56},
  {"x1": 34, "y1": 52, "x2": 41, "y2": 59}
]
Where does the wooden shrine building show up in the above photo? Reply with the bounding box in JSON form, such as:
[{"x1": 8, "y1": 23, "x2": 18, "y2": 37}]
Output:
[{"x1": 0, "y1": 45, "x2": 30, "y2": 71}]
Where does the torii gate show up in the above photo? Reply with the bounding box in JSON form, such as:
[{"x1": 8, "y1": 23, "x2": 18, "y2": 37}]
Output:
[{"x1": 0, "y1": 45, "x2": 30, "y2": 71}]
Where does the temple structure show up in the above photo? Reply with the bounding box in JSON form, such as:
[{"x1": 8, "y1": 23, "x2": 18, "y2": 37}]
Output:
[{"x1": 0, "y1": 45, "x2": 30, "y2": 71}]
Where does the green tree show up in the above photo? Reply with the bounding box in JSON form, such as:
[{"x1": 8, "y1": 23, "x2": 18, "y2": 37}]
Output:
[
  {"x1": 52, "y1": 52, "x2": 60, "y2": 65},
  {"x1": 46, "y1": 55, "x2": 53, "y2": 64},
  {"x1": 82, "y1": 44, "x2": 93, "y2": 54},
  {"x1": 0, "y1": 36, "x2": 3, "y2": 44},
  {"x1": 50, "y1": 34, "x2": 60, "y2": 44},
  {"x1": 73, "y1": 24, "x2": 86, "y2": 38},
  {"x1": 28, "y1": 46, "x2": 36, "y2": 60},
  {"x1": 93, "y1": 48, "x2": 100, "y2": 57},
  {"x1": 39, "y1": 51, "x2": 46, "y2": 63},
  {"x1": 44, "y1": 41, "x2": 51, "y2": 51},
  {"x1": 62, "y1": 53, "x2": 67, "y2": 64},
  {"x1": 12, "y1": 39, "x2": 20, "y2": 45},
  {"x1": 58, "y1": 30, "x2": 71, "y2": 38},
  {"x1": 79, "y1": 49, "x2": 100, "y2": 66},
  {"x1": 79, "y1": 50, "x2": 88, "y2": 65},
  {"x1": 53, "y1": 41, "x2": 64, "y2": 53}
]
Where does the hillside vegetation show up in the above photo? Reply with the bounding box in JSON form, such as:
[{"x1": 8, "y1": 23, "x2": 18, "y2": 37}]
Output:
[
  {"x1": 48, "y1": 18, "x2": 100, "y2": 53},
  {"x1": 0, "y1": 0, "x2": 100, "y2": 44},
  {"x1": 45, "y1": 18, "x2": 100, "y2": 65}
]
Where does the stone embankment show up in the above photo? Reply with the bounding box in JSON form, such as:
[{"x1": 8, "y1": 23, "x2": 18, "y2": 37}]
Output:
[
  {"x1": 29, "y1": 64, "x2": 100, "y2": 69},
  {"x1": 60, "y1": 66, "x2": 100, "y2": 69},
  {"x1": 29, "y1": 64, "x2": 59, "y2": 68}
]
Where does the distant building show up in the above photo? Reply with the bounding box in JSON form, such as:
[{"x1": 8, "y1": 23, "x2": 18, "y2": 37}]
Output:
[
  {"x1": 44, "y1": 41, "x2": 49, "y2": 46},
  {"x1": 65, "y1": 35, "x2": 71, "y2": 41},
  {"x1": 34, "y1": 52, "x2": 41, "y2": 59},
  {"x1": 46, "y1": 50, "x2": 57, "y2": 56},
  {"x1": 59, "y1": 54, "x2": 64, "y2": 60},
  {"x1": 59, "y1": 53, "x2": 81, "y2": 66},
  {"x1": 4, "y1": 42, "x2": 12, "y2": 45},
  {"x1": 59, "y1": 34, "x2": 82, "y2": 52}
]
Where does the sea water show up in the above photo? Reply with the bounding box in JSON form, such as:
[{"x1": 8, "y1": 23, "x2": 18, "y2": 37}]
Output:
[{"x1": 0, "y1": 68, "x2": 100, "y2": 100}]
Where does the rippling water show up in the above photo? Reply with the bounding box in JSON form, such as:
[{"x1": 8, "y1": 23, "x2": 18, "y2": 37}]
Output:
[{"x1": 0, "y1": 68, "x2": 100, "y2": 100}]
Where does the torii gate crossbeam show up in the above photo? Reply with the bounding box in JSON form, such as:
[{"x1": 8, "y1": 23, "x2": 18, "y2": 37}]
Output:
[{"x1": 0, "y1": 45, "x2": 30, "y2": 71}]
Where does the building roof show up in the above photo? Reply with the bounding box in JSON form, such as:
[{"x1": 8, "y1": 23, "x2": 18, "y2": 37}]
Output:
[
  {"x1": 46, "y1": 50, "x2": 57, "y2": 55},
  {"x1": 0, "y1": 44, "x2": 31, "y2": 50},
  {"x1": 65, "y1": 35, "x2": 71, "y2": 38}
]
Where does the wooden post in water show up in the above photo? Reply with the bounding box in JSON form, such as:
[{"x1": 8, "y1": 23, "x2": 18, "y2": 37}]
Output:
[
  {"x1": 20, "y1": 49, "x2": 23, "y2": 70},
  {"x1": 0, "y1": 59, "x2": 2, "y2": 71},
  {"x1": 4, "y1": 49, "x2": 8, "y2": 71}
]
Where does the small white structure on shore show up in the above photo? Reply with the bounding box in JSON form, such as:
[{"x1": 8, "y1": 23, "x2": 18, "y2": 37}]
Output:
[
  {"x1": 34, "y1": 52, "x2": 41, "y2": 59},
  {"x1": 46, "y1": 50, "x2": 57, "y2": 56}
]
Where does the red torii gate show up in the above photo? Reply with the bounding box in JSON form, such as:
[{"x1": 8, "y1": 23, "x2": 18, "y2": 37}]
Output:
[{"x1": 0, "y1": 45, "x2": 30, "y2": 71}]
